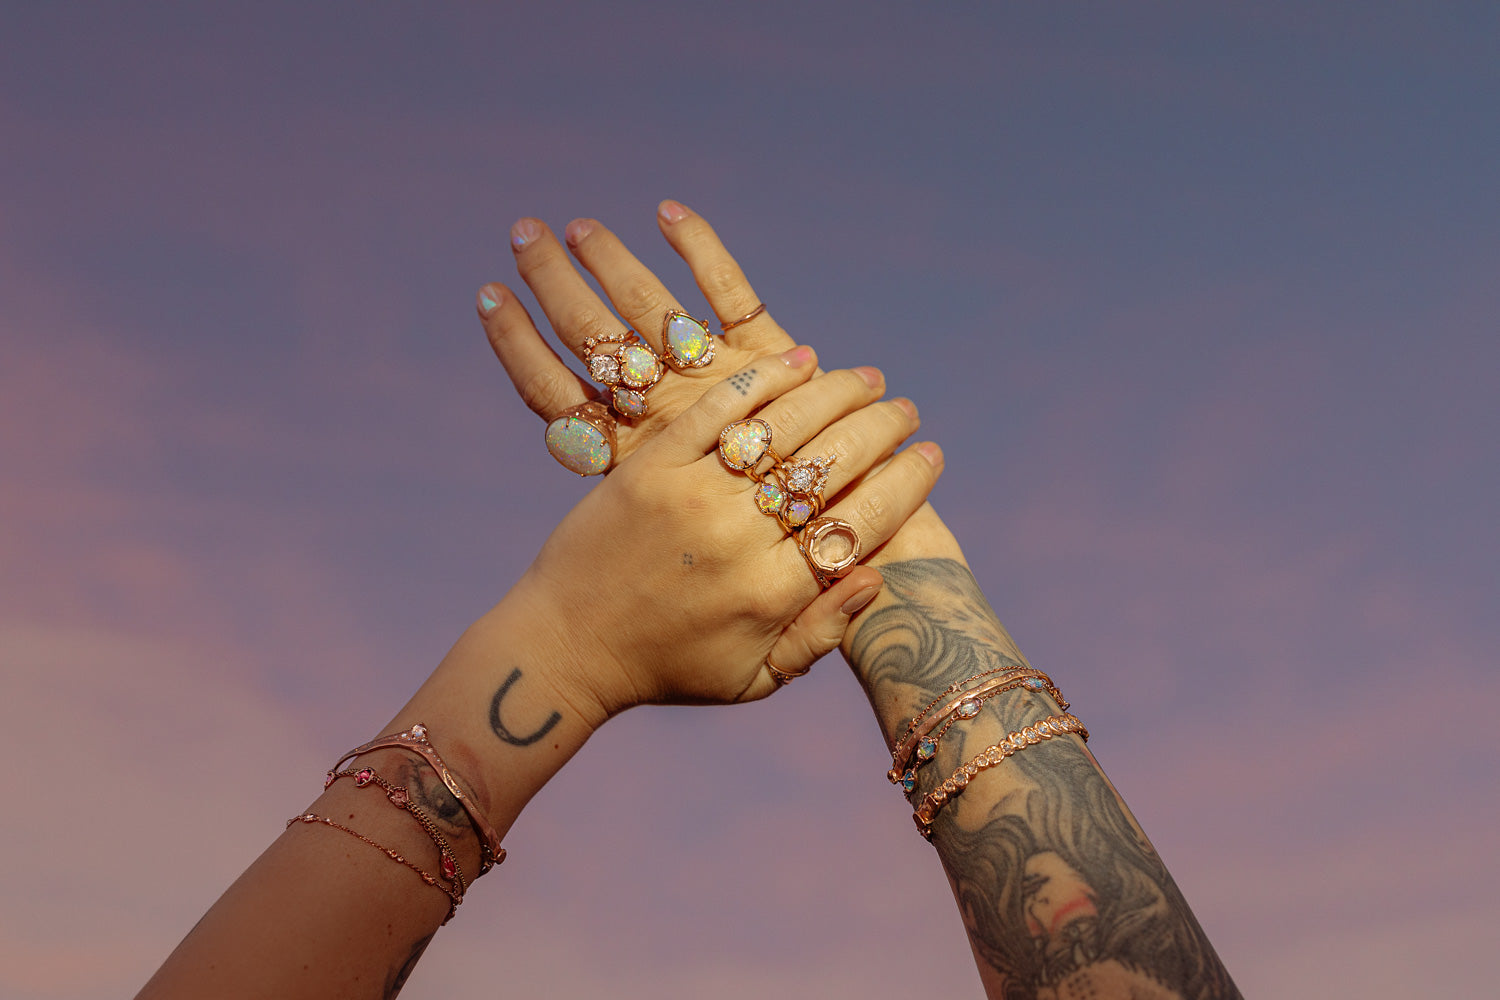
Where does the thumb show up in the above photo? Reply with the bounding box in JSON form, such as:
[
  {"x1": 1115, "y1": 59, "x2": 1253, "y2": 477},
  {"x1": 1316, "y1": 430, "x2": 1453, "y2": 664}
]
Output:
[{"x1": 741, "y1": 568, "x2": 884, "y2": 700}]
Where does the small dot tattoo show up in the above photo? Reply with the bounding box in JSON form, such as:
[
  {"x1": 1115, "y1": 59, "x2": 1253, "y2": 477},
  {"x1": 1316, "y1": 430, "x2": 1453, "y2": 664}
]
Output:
[
  {"x1": 682, "y1": 553, "x2": 694, "y2": 566},
  {"x1": 728, "y1": 369, "x2": 758, "y2": 396}
]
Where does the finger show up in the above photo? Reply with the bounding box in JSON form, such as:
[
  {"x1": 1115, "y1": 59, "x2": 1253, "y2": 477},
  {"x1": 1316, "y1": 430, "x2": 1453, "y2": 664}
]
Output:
[
  {"x1": 657, "y1": 200, "x2": 790, "y2": 352},
  {"x1": 737, "y1": 568, "x2": 885, "y2": 701},
  {"x1": 747, "y1": 366, "x2": 891, "y2": 461},
  {"x1": 650, "y1": 345, "x2": 820, "y2": 463},
  {"x1": 807, "y1": 443, "x2": 945, "y2": 564},
  {"x1": 477, "y1": 282, "x2": 593, "y2": 421},
  {"x1": 510, "y1": 217, "x2": 631, "y2": 360},
  {"x1": 788, "y1": 396, "x2": 922, "y2": 500},
  {"x1": 564, "y1": 217, "x2": 696, "y2": 362}
]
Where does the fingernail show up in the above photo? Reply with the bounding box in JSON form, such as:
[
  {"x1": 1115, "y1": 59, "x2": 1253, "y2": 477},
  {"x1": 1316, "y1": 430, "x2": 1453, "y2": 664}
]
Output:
[
  {"x1": 659, "y1": 199, "x2": 690, "y2": 224},
  {"x1": 916, "y1": 442, "x2": 943, "y2": 468},
  {"x1": 855, "y1": 366, "x2": 883, "y2": 388},
  {"x1": 564, "y1": 218, "x2": 595, "y2": 246},
  {"x1": 841, "y1": 586, "x2": 881, "y2": 615},
  {"x1": 780, "y1": 345, "x2": 815, "y2": 368},
  {"x1": 894, "y1": 397, "x2": 919, "y2": 423},
  {"x1": 477, "y1": 284, "x2": 503, "y2": 316},
  {"x1": 511, "y1": 218, "x2": 541, "y2": 250}
]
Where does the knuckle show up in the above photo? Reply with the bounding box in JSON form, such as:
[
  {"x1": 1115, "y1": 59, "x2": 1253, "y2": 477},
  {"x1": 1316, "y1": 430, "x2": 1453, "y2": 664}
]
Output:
[
  {"x1": 516, "y1": 368, "x2": 574, "y2": 417},
  {"x1": 563, "y1": 304, "x2": 616, "y2": 345},
  {"x1": 611, "y1": 278, "x2": 667, "y2": 321},
  {"x1": 854, "y1": 489, "x2": 894, "y2": 530},
  {"x1": 698, "y1": 260, "x2": 745, "y2": 299}
]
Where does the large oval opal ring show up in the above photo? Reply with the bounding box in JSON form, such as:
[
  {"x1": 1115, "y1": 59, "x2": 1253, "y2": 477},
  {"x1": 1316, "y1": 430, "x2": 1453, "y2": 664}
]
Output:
[
  {"x1": 718, "y1": 417, "x2": 783, "y2": 480},
  {"x1": 544, "y1": 401, "x2": 616, "y2": 476}
]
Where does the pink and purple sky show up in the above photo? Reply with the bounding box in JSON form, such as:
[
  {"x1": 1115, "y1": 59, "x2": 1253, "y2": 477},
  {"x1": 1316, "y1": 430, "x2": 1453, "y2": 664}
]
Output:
[{"x1": 3, "y1": 3, "x2": 1497, "y2": 997}]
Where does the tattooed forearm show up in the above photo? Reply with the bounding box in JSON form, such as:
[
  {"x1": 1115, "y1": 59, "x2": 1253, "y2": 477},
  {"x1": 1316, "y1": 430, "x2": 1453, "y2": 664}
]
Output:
[
  {"x1": 846, "y1": 558, "x2": 1241, "y2": 999},
  {"x1": 488, "y1": 667, "x2": 562, "y2": 747},
  {"x1": 383, "y1": 931, "x2": 433, "y2": 999}
]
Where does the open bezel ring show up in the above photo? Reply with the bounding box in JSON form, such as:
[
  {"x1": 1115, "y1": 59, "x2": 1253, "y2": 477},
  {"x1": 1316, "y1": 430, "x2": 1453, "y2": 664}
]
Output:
[{"x1": 797, "y1": 516, "x2": 861, "y2": 587}]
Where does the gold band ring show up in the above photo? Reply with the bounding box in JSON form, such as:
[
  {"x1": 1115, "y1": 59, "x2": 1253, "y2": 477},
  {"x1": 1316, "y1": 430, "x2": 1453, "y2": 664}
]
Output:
[
  {"x1": 797, "y1": 516, "x2": 861, "y2": 588},
  {"x1": 766, "y1": 655, "x2": 810, "y2": 687},
  {"x1": 720, "y1": 302, "x2": 766, "y2": 332}
]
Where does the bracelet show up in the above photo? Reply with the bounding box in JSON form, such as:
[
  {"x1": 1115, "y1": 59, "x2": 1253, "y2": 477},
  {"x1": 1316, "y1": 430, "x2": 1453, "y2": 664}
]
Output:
[
  {"x1": 888, "y1": 674, "x2": 1066, "y2": 792},
  {"x1": 334, "y1": 722, "x2": 506, "y2": 875},
  {"x1": 327, "y1": 766, "x2": 469, "y2": 895},
  {"x1": 912, "y1": 712, "x2": 1088, "y2": 841},
  {"x1": 889, "y1": 668, "x2": 1064, "y2": 781},
  {"x1": 287, "y1": 813, "x2": 463, "y2": 924}
]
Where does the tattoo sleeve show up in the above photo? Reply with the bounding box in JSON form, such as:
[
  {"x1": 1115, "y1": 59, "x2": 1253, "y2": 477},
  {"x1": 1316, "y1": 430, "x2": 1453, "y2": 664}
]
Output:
[{"x1": 848, "y1": 559, "x2": 1241, "y2": 1000}]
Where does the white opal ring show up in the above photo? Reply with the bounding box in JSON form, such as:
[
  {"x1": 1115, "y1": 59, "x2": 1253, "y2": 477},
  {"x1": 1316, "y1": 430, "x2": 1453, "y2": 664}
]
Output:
[
  {"x1": 544, "y1": 401, "x2": 616, "y2": 476},
  {"x1": 583, "y1": 330, "x2": 664, "y2": 419},
  {"x1": 660, "y1": 310, "x2": 715, "y2": 370}
]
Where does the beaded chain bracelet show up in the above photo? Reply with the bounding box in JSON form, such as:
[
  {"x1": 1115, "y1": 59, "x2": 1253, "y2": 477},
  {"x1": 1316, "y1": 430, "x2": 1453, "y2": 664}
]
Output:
[
  {"x1": 326, "y1": 766, "x2": 469, "y2": 894},
  {"x1": 287, "y1": 813, "x2": 464, "y2": 924},
  {"x1": 888, "y1": 668, "x2": 1067, "y2": 786},
  {"x1": 912, "y1": 712, "x2": 1089, "y2": 840}
]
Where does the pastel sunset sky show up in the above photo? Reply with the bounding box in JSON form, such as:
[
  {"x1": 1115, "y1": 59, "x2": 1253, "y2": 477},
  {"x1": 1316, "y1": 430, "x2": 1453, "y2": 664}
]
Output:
[{"x1": 2, "y1": 3, "x2": 1496, "y2": 997}]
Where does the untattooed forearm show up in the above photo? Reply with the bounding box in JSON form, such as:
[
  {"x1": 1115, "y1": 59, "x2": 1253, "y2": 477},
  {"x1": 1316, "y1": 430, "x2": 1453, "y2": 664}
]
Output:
[{"x1": 847, "y1": 558, "x2": 1241, "y2": 1000}]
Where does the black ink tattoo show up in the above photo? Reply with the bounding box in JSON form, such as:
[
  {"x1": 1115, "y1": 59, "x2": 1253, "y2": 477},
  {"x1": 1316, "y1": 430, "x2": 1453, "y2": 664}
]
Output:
[
  {"x1": 683, "y1": 553, "x2": 694, "y2": 566},
  {"x1": 848, "y1": 558, "x2": 1241, "y2": 999},
  {"x1": 384, "y1": 932, "x2": 433, "y2": 999},
  {"x1": 488, "y1": 667, "x2": 563, "y2": 747},
  {"x1": 727, "y1": 368, "x2": 758, "y2": 395}
]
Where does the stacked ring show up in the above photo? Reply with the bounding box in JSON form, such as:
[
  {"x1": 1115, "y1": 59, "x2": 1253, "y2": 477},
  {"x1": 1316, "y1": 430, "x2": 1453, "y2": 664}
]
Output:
[
  {"x1": 584, "y1": 330, "x2": 664, "y2": 418},
  {"x1": 718, "y1": 418, "x2": 860, "y2": 589},
  {"x1": 765, "y1": 656, "x2": 810, "y2": 687},
  {"x1": 544, "y1": 401, "x2": 617, "y2": 477}
]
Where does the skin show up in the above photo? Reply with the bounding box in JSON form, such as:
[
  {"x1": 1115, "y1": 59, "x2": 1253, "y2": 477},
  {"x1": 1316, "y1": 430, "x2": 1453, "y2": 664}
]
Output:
[
  {"x1": 486, "y1": 203, "x2": 1242, "y2": 998},
  {"x1": 137, "y1": 202, "x2": 1241, "y2": 999}
]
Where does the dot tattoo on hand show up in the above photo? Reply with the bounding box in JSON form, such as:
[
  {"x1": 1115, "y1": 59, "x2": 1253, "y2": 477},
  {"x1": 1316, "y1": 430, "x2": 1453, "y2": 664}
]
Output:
[{"x1": 728, "y1": 369, "x2": 758, "y2": 396}]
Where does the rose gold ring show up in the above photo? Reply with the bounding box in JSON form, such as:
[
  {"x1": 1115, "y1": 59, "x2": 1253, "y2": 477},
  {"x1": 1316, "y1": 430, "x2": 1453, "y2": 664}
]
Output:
[
  {"x1": 770, "y1": 454, "x2": 835, "y2": 532},
  {"x1": 718, "y1": 417, "x2": 784, "y2": 482},
  {"x1": 797, "y1": 516, "x2": 861, "y2": 588},
  {"x1": 720, "y1": 302, "x2": 767, "y2": 332},
  {"x1": 766, "y1": 655, "x2": 810, "y2": 687},
  {"x1": 660, "y1": 310, "x2": 715, "y2": 370},
  {"x1": 583, "y1": 330, "x2": 664, "y2": 419},
  {"x1": 544, "y1": 401, "x2": 616, "y2": 476}
]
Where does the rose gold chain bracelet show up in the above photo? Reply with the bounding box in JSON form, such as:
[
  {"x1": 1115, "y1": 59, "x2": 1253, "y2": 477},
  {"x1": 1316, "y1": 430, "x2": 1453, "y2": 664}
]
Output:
[
  {"x1": 326, "y1": 766, "x2": 469, "y2": 895},
  {"x1": 913, "y1": 712, "x2": 1088, "y2": 841},
  {"x1": 334, "y1": 722, "x2": 506, "y2": 875},
  {"x1": 287, "y1": 813, "x2": 463, "y2": 924},
  {"x1": 888, "y1": 674, "x2": 1068, "y2": 792},
  {"x1": 888, "y1": 668, "x2": 1065, "y2": 782}
]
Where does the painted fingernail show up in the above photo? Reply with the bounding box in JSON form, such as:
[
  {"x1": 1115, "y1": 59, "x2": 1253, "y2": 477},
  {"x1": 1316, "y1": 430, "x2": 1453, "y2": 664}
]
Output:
[
  {"x1": 855, "y1": 366, "x2": 883, "y2": 388},
  {"x1": 659, "y1": 199, "x2": 690, "y2": 223},
  {"x1": 511, "y1": 218, "x2": 541, "y2": 250},
  {"x1": 916, "y1": 442, "x2": 944, "y2": 468},
  {"x1": 893, "y1": 397, "x2": 919, "y2": 422},
  {"x1": 564, "y1": 218, "x2": 595, "y2": 246},
  {"x1": 779, "y1": 345, "x2": 815, "y2": 368},
  {"x1": 841, "y1": 585, "x2": 881, "y2": 616},
  {"x1": 477, "y1": 284, "x2": 504, "y2": 316}
]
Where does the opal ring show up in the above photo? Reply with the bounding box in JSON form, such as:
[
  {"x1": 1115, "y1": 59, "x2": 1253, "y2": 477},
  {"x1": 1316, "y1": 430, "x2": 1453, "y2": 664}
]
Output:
[
  {"x1": 661, "y1": 310, "x2": 715, "y2": 370},
  {"x1": 584, "y1": 330, "x2": 664, "y2": 419},
  {"x1": 720, "y1": 302, "x2": 766, "y2": 332},
  {"x1": 544, "y1": 401, "x2": 617, "y2": 476},
  {"x1": 718, "y1": 417, "x2": 784, "y2": 482},
  {"x1": 797, "y1": 516, "x2": 861, "y2": 588}
]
